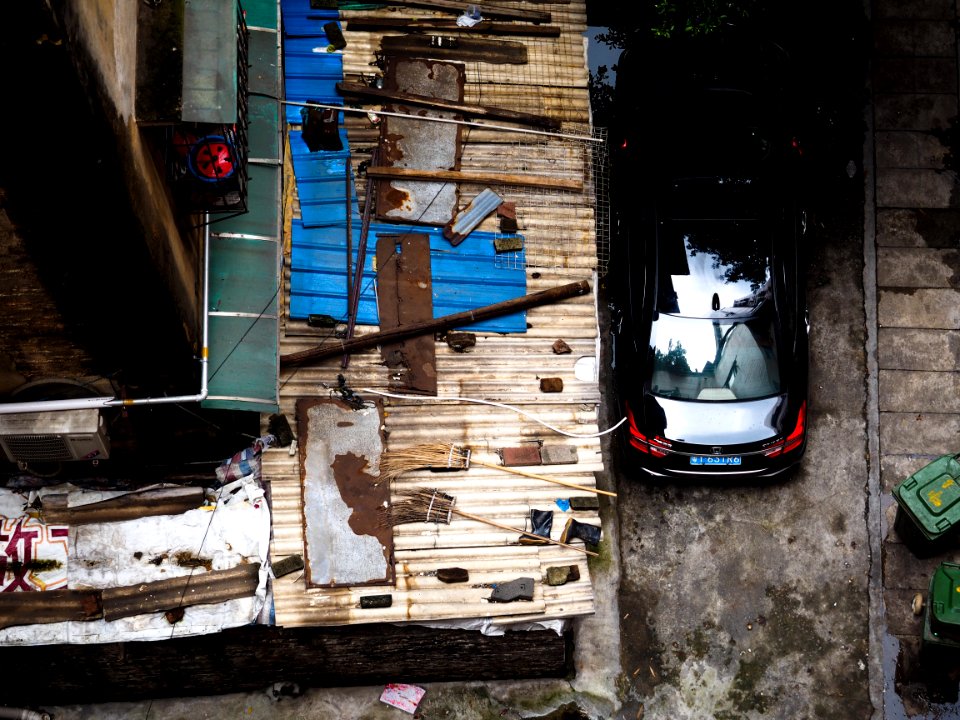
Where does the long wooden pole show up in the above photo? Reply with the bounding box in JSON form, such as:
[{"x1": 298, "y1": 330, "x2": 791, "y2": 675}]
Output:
[
  {"x1": 469, "y1": 459, "x2": 617, "y2": 498},
  {"x1": 281, "y1": 279, "x2": 591, "y2": 367},
  {"x1": 377, "y1": 0, "x2": 550, "y2": 22},
  {"x1": 449, "y1": 508, "x2": 598, "y2": 557},
  {"x1": 365, "y1": 165, "x2": 583, "y2": 192}
]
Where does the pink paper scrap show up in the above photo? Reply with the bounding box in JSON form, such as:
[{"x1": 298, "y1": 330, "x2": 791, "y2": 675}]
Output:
[{"x1": 380, "y1": 683, "x2": 426, "y2": 714}]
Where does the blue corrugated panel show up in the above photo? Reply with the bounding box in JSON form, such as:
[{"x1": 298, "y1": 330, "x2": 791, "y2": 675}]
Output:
[
  {"x1": 283, "y1": 53, "x2": 344, "y2": 124},
  {"x1": 280, "y1": 0, "x2": 338, "y2": 37},
  {"x1": 289, "y1": 128, "x2": 358, "y2": 226},
  {"x1": 281, "y1": 0, "x2": 344, "y2": 125},
  {"x1": 290, "y1": 219, "x2": 528, "y2": 333}
]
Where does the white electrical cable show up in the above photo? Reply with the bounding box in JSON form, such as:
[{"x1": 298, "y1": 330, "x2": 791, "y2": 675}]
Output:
[{"x1": 361, "y1": 388, "x2": 627, "y2": 439}]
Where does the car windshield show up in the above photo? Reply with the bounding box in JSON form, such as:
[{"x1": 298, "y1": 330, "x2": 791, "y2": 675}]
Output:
[{"x1": 649, "y1": 313, "x2": 781, "y2": 401}]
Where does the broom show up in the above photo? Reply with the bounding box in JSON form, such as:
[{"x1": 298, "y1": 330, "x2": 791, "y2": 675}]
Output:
[
  {"x1": 379, "y1": 443, "x2": 616, "y2": 498},
  {"x1": 381, "y1": 487, "x2": 599, "y2": 557}
]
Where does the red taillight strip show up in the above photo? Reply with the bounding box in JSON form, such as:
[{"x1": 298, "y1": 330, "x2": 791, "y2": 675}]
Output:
[
  {"x1": 783, "y1": 401, "x2": 806, "y2": 453},
  {"x1": 626, "y1": 402, "x2": 670, "y2": 457},
  {"x1": 764, "y1": 401, "x2": 806, "y2": 458}
]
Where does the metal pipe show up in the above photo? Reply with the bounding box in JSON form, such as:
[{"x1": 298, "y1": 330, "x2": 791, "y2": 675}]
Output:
[
  {"x1": 282, "y1": 99, "x2": 604, "y2": 143},
  {"x1": 0, "y1": 218, "x2": 213, "y2": 415}
]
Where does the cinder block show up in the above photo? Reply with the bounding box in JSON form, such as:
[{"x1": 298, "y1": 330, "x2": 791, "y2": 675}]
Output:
[{"x1": 540, "y1": 444, "x2": 578, "y2": 465}]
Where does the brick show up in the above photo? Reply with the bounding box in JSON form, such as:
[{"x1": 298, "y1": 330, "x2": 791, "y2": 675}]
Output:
[{"x1": 500, "y1": 445, "x2": 543, "y2": 467}]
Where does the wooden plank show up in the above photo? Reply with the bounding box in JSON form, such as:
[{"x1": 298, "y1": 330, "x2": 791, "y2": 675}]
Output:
[
  {"x1": 344, "y1": 16, "x2": 562, "y2": 37},
  {"x1": 0, "y1": 625, "x2": 570, "y2": 705},
  {"x1": 337, "y1": 81, "x2": 561, "y2": 129},
  {"x1": 377, "y1": 0, "x2": 551, "y2": 23},
  {"x1": 381, "y1": 35, "x2": 528, "y2": 64},
  {"x1": 365, "y1": 165, "x2": 583, "y2": 191}
]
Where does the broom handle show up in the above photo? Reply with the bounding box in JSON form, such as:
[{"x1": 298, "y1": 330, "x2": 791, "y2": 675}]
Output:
[
  {"x1": 472, "y1": 459, "x2": 617, "y2": 498},
  {"x1": 451, "y1": 508, "x2": 598, "y2": 557}
]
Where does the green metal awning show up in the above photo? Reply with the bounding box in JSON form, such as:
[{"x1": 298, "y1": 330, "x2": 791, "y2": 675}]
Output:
[{"x1": 202, "y1": 0, "x2": 282, "y2": 413}]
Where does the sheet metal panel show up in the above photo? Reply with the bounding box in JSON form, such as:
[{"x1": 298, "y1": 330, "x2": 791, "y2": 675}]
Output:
[
  {"x1": 280, "y1": 0, "x2": 338, "y2": 37},
  {"x1": 289, "y1": 128, "x2": 356, "y2": 227},
  {"x1": 245, "y1": 0, "x2": 279, "y2": 29},
  {"x1": 290, "y1": 219, "x2": 528, "y2": 332},
  {"x1": 281, "y1": 36, "x2": 344, "y2": 124}
]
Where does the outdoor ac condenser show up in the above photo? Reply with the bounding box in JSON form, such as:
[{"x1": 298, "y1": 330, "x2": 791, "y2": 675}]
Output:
[{"x1": 0, "y1": 408, "x2": 110, "y2": 463}]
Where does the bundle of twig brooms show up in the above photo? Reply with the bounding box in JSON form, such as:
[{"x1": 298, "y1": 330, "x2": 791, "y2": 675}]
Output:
[
  {"x1": 381, "y1": 487, "x2": 598, "y2": 557},
  {"x1": 379, "y1": 443, "x2": 616, "y2": 498}
]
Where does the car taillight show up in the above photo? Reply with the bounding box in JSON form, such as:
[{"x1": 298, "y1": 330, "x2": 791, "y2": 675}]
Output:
[
  {"x1": 625, "y1": 402, "x2": 669, "y2": 457},
  {"x1": 764, "y1": 402, "x2": 806, "y2": 457}
]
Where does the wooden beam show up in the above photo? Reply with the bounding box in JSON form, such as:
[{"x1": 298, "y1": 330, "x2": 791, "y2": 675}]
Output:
[
  {"x1": 380, "y1": 35, "x2": 528, "y2": 64},
  {"x1": 337, "y1": 81, "x2": 560, "y2": 129},
  {"x1": 344, "y1": 16, "x2": 562, "y2": 37},
  {"x1": 366, "y1": 165, "x2": 582, "y2": 191},
  {"x1": 281, "y1": 280, "x2": 591, "y2": 367},
  {"x1": 0, "y1": 625, "x2": 570, "y2": 705},
  {"x1": 378, "y1": 0, "x2": 551, "y2": 23}
]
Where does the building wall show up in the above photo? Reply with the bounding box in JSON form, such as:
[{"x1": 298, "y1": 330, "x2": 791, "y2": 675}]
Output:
[{"x1": 57, "y1": 0, "x2": 201, "y2": 349}]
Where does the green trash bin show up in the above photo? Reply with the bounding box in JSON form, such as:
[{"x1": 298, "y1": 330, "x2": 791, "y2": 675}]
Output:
[
  {"x1": 922, "y1": 562, "x2": 960, "y2": 655},
  {"x1": 892, "y1": 453, "x2": 960, "y2": 557}
]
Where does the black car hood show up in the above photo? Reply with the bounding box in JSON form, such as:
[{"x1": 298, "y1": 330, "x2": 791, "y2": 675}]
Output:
[{"x1": 647, "y1": 394, "x2": 785, "y2": 445}]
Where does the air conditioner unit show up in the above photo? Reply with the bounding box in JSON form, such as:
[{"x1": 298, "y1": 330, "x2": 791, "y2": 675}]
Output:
[{"x1": 0, "y1": 409, "x2": 110, "y2": 464}]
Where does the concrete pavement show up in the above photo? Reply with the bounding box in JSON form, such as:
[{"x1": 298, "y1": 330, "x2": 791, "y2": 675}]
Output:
[{"x1": 871, "y1": 0, "x2": 960, "y2": 717}]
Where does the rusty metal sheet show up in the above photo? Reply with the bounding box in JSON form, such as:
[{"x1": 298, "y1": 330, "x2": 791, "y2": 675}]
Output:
[
  {"x1": 377, "y1": 58, "x2": 464, "y2": 225},
  {"x1": 376, "y1": 233, "x2": 437, "y2": 395},
  {"x1": 297, "y1": 398, "x2": 393, "y2": 588},
  {"x1": 102, "y1": 564, "x2": 261, "y2": 621}
]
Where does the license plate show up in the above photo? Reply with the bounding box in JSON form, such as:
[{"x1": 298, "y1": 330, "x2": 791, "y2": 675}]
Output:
[{"x1": 690, "y1": 456, "x2": 741, "y2": 466}]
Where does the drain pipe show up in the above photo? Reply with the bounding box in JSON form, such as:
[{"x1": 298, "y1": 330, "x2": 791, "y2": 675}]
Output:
[{"x1": 0, "y1": 219, "x2": 212, "y2": 415}]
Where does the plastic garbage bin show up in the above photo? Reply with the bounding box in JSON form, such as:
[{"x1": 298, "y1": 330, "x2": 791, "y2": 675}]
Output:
[
  {"x1": 922, "y1": 562, "x2": 960, "y2": 655},
  {"x1": 892, "y1": 453, "x2": 960, "y2": 558}
]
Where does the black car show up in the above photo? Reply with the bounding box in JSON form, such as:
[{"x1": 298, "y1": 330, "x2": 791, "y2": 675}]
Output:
[{"x1": 607, "y1": 34, "x2": 809, "y2": 479}]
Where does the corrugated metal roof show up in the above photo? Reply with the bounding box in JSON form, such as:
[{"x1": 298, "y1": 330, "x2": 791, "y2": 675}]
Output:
[
  {"x1": 280, "y1": 12, "x2": 345, "y2": 125},
  {"x1": 290, "y1": 219, "x2": 528, "y2": 332},
  {"x1": 267, "y1": 0, "x2": 605, "y2": 630}
]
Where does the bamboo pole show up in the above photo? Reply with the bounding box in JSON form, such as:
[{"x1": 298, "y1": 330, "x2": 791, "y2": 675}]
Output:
[
  {"x1": 467, "y1": 459, "x2": 616, "y2": 497},
  {"x1": 447, "y1": 507, "x2": 597, "y2": 556}
]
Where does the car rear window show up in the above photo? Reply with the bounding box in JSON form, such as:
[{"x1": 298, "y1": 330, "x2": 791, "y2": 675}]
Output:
[
  {"x1": 649, "y1": 313, "x2": 781, "y2": 401},
  {"x1": 656, "y1": 219, "x2": 771, "y2": 317}
]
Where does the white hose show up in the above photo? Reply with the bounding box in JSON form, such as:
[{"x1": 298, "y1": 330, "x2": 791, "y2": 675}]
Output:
[
  {"x1": 360, "y1": 388, "x2": 626, "y2": 439},
  {"x1": 0, "y1": 709, "x2": 52, "y2": 720}
]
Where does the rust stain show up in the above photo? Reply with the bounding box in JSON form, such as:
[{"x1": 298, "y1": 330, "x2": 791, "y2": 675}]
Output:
[
  {"x1": 330, "y1": 451, "x2": 392, "y2": 550},
  {"x1": 382, "y1": 186, "x2": 412, "y2": 213}
]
